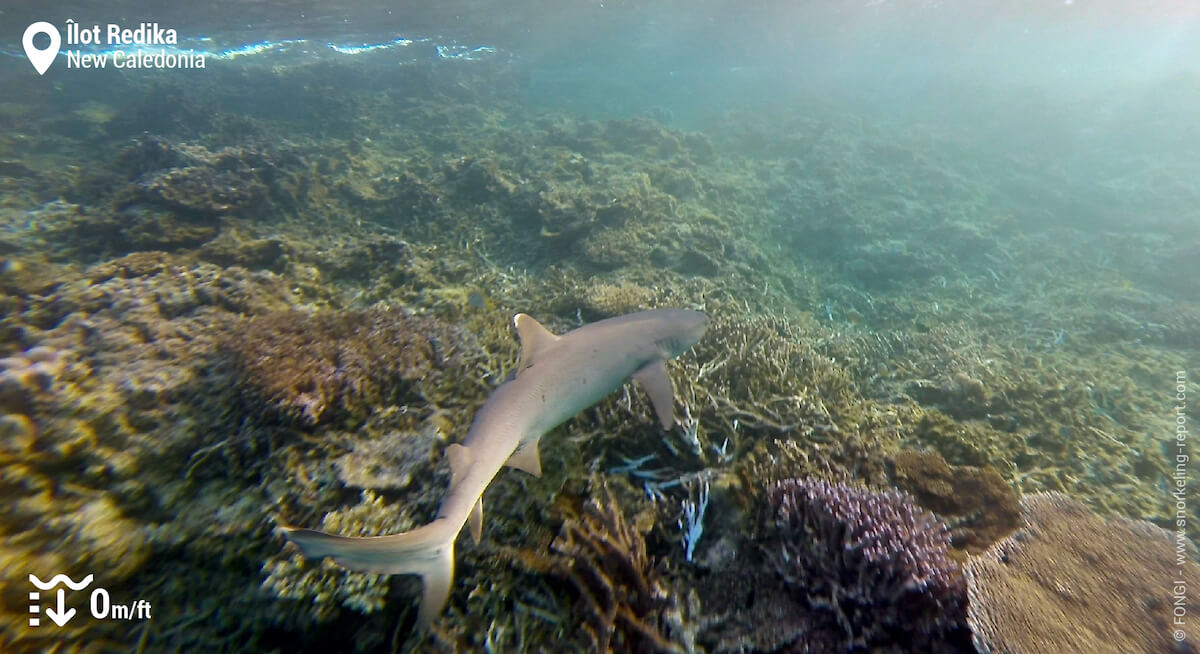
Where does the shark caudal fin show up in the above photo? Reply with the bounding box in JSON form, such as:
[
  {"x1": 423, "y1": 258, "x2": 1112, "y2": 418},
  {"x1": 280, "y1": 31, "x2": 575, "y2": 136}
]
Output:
[{"x1": 281, "y1": 521, "x2": 455, "y2": 629}]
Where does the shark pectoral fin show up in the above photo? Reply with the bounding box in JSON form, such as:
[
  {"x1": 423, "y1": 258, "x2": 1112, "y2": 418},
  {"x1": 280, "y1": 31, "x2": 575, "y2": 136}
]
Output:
[
  {"x1": 446, "y1": 443, "x2": 472, "y2": 489},
  {"x1": 506, "y1": 440, "x2": 542, "y2": 477},
  {"x1": 512, "y1": 313, "x2": 560, "y2": 375},
  {"x1": 469, "y1": 498, "x2": 483, "y2": 544},
  {"x1": 634, "y1": 360, "x2": 676, "y2": 430}
]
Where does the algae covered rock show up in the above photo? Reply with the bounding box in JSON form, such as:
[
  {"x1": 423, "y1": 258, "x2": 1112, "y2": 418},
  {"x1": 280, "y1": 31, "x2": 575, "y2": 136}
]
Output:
[
  {"x1": 138, "y1": 165, "x2": 268, "y2": 215},
  {"x1": 334, "y1": 428, "x2": 439, "y2": 491},
  {"x1": 112, "y1": 135, "x2": 303, "y2": 218},
  {"x1": 580, "y1": 280, "x2": 659, "y2": 318},
  {"x1": 891, "y1": 449, "x2": 1022, "y2": 554},
  {"x1": 226, "y1": 307, "x2": 455, "y2": 426},
  {"x1": 0, "y1": 252, "x2": 301, "y2": 651}
]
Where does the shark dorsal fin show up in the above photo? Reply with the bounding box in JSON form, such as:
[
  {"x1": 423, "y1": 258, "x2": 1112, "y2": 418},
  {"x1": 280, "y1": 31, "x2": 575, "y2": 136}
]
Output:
[
  {"x1": 512, "y1": 313, "x2": 560, "y2": 375},
  {"x1": 446, "y1": 443, "x2": 472, "y2": 489},
  {"x1": 506, "y1": 440, "x2": 543, "y2": 477}
]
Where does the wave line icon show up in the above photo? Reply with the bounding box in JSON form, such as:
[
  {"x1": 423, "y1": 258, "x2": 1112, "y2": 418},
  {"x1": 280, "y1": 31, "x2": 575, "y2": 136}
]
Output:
[{"x1": 29, "y1": 574, "x2": 94, "y2": 590}]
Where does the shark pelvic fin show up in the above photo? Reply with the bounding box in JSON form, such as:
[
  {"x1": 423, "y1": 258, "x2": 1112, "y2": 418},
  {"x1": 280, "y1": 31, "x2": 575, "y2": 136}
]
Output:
[
  {"x1": 634, "y1": 360, "x2": 676, "y2": 429},
  {"x1": 469, "y1": 498, "x2": 483, "y2": 543},
  {"x1": 506, "y1": 440, "x2": 543, "y2": 477},
  {"x1": 512, "y1": 313, "x2": 560, "y2": 374}
]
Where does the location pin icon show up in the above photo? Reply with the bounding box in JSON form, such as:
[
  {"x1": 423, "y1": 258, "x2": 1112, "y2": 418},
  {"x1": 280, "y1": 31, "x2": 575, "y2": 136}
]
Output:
[{"x1": 23, "y1": 22, "x2": 61, "y2": 76}]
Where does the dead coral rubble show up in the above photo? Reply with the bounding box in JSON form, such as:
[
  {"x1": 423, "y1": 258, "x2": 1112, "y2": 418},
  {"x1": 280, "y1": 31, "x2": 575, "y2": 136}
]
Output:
[
  {"x1": 965, "y1": 492, "x2": 1200, "y2": 654},
  {"x1": 763, "y1": 478, "x2": 972, "y2": 653}
]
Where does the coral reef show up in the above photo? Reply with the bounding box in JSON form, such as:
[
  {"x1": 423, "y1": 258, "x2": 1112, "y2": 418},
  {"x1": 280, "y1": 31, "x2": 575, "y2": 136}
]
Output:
[
  {"x1": 762, "y1": 479, "x2": 971, "y2": 653},
  {"x1": 224, "y1": 308, "x2": 454, "y2": 426},
  {"x1": 965, "y1": 492, "x2": 1200, "y2": 654},
  {"x1": 0, "y1": 346, "x2": 64, "y2": 415},
  {"x1": 0, "y1": 42, "x2": 1195, "y2": 654},
  {"x1": 0, "y1": 252, "x2": 300, "y2": 652}
]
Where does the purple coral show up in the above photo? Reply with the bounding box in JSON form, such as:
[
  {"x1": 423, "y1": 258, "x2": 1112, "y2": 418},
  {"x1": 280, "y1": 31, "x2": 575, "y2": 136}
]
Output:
[{"x1": 764, "y1": 479, "x2": 970, "y2": 653}]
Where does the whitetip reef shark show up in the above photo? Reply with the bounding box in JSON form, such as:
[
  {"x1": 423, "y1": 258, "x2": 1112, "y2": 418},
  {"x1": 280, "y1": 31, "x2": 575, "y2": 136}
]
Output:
[{"x1": 282, "y1": 308, "x2": 710, "y2": 629}]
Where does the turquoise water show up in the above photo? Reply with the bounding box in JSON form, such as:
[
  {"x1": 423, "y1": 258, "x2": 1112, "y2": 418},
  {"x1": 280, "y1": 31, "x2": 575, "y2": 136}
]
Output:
[{"x1": 1, "y1": 2, "x2": 1198, "y2": 652}]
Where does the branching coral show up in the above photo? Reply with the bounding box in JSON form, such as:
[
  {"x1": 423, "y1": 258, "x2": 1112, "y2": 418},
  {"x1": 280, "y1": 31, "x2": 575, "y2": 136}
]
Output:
[
  {"x1": 965, "y1": 492, "x2": 1200, "y2": 654},
  {"x1": 763, "y1": 478, "x2": 971, "y2": 653},
  {"x1": 664, "y1": 311, "x2": 896, "y2": 491},
  {"x1": 549, "y1": 481, "x2": 691, "y2": 653}
]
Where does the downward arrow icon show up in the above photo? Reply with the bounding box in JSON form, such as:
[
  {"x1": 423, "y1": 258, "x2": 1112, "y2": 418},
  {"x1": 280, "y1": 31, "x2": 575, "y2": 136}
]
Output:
[{"x1": 45, "y1": 589, "x2": 75, "y2": 627}]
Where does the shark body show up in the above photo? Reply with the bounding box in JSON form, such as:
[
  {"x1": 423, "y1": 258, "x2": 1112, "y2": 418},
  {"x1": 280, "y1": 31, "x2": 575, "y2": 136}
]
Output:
[{"x1": 282, "y1": 308, "x2": 709, "y2": 628}]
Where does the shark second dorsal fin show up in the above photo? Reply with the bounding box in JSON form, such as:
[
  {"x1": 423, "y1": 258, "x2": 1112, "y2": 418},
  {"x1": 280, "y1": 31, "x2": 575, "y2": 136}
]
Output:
[
  {"x1": 512, "y1": 313, "x2": 559, "y2": 375},
  {"x1": 446, "y1": 443, "x2": 472, "y2": 489},
  {"x1": 634, "y1": 360, "x2": 677, "y2": 430},
  {"x1": 506, "y1": 440, "x2": 543, "y2": 477}
]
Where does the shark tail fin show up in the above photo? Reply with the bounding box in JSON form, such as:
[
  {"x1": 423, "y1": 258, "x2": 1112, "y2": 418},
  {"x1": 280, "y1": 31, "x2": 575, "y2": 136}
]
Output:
[{"x1": 281, "y1": 521, "x2": 455, "y2": 630}]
